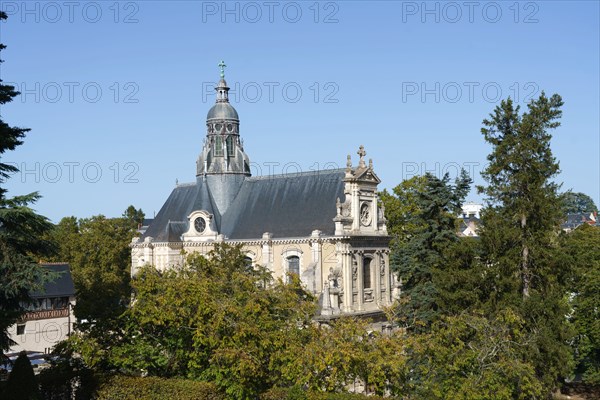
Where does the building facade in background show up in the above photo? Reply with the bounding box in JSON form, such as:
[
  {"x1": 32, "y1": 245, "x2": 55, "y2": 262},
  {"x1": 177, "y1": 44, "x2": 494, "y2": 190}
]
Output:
[
  {"x1": 131, "y1": 68, "x2": 398, "y2": 318},
  {"x1": 8, "y1": 263, "x2": 76, "y2": 355}
]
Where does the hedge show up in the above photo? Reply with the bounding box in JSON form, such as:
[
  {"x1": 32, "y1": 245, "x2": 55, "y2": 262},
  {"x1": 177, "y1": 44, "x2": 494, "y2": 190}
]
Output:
[
  {"x1": 94, "y1": 375, "x2": 224, "y2": 400},
  {"x1": 260, "y1": 386, "x2": 390, "y2": 400}
]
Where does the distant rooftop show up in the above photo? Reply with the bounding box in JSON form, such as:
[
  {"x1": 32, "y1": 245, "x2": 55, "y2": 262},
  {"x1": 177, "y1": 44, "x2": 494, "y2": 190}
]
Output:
[{"x1": 30, "y1": 263, "x2": 75, "y2": 298}]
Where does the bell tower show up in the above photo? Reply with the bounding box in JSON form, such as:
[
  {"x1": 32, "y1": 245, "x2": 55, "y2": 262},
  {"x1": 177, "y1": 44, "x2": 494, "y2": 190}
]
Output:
[
  {"x1": 196, "y1": 62, "x2": 251, "y2": 214},
  {"x1": 197, "y1": 61, "x2": 251, "y2": 178}
]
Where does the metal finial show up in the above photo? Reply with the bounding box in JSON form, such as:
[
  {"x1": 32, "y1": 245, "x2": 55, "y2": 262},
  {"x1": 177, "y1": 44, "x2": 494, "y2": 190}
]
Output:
[{"x1": 218, "y1": 60, "x2": 227, "y2": 79}]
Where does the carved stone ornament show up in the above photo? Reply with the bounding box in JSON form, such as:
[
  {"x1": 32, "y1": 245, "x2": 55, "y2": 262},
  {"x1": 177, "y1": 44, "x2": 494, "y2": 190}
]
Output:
[{"x1": 360, "y1": 203, "x2": 371, "y2": 226}]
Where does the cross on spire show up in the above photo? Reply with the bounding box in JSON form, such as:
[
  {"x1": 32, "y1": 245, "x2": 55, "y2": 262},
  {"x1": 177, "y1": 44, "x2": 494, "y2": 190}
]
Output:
[
  {"x1": 357, "y1": 145, "x2": 366, "y2": 167},
  {"x1": 218, "y1": 60, "x2": 227, "y2": 79}
]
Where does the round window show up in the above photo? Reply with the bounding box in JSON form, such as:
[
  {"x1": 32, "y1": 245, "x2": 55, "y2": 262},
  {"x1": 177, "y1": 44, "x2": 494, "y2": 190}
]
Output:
[{"x1": 194, "y1": 217, "x2": 206, "y2": 233}]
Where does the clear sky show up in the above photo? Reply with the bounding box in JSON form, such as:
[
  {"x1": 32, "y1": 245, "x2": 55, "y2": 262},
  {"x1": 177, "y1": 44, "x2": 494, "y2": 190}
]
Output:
[{"x1": 1, "y1": 1, "x2": 598, "y2": 222}]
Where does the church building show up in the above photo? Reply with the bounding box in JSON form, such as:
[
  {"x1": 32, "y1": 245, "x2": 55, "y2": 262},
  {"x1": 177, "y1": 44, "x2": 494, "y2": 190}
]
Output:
[{"x1": 131, "y1": 65, "x2": 398, "y2": 317}]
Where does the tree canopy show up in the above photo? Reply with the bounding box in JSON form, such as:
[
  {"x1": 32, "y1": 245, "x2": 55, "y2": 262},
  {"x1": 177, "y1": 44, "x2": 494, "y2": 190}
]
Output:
[
  {"x1": 46, "y1": 212, "x2": 139, "y2": 334},
  {"x1": 476, "y1": 93, "x2": 573, "y2": 389},
  {"x1": 559, "y1": 191, "x2": 598, "y2": 215},
  {"x1": 391, "y1": 170, "x2": 471, "y2": 331},
  {"x1": 0, "y1": 11, "x2": 55, "y2": 355}
]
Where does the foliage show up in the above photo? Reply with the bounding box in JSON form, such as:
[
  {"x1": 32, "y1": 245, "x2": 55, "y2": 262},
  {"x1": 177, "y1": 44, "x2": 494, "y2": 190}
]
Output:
[
  {"x1": 477, "y1": 93, "x2": 573, "y2": 390},
  {"x1": 562, "y1": 224, "x2": 600, "y2": 384},
  {"x1": 3, "y1": 352, "x2": 41, "y2": 400},
  {"x1": 94, "y1": 375, "x2": 223, "y2": 400},
  {"x1": 478, "y1": 92, "x2": 564, "y2": 299},
  {"x1": 379, "y1": 175, "x2": 427, "y2": 247},
  {"x1": 402, "y1": 310, "x2": 545, "y2": 400},
  {"x1": 123, "y1": 205, "x2": 145, "y2": 229},
  {"x1": 261, "y1": 386, "x2": 390, "y2": 400},
  {"x1": 277, "y1": 317, "x2": 405, "y2": 395},
  {"x1": 37, "y1": 352, "x2": 97, "y2": 400},
  {"x1": 47, "y1": 214, "x2": 137, "y2": 332},
  {"x1": 79, "y1": 244, "x2": 317, "y2": 400},
  {"x1": 0, "y1": 11, "x2": 56, "y2": 354},
  {"x1": 559, "y1": 191, "x2": 597, "y2": 215},
  {"x1": 433, "y1": 237, "x2": 484, "y2": 316},
  {"x1": 391, "y1": 171, "x2": 471, "y2": 331}
]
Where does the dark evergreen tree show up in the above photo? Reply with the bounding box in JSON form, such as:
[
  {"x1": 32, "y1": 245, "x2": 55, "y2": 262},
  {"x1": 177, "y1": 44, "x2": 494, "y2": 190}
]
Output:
[
  {"x1": 0, "y1": 11, "x2": 55, "y2": 355},
  {"x1": 433, "y1": 236, "x2": 484, "y2": 316},
  {"x1": 562, "y1": 224, "x2": 600, "y2": 384},
  {"x1": 3, "y1": 351, "x2": 41, "y2": 400},
  {"x1": 392, "y1": 170, "x2": 471, "y2": 331},
  {"x1": 477, "y1": 93, "x2": 573, "y2": 390}
]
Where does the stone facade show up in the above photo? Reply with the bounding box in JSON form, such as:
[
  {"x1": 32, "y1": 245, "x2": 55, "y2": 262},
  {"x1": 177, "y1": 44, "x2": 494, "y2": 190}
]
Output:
[{"x1": 131, "y1": 67, "x2": 397, "y2": 317}]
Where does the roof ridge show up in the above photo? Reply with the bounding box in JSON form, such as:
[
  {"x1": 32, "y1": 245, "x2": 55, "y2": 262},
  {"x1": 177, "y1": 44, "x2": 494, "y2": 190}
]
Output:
[{"x1": 249, "y1": 168, "x2": 345, "y2": 181}]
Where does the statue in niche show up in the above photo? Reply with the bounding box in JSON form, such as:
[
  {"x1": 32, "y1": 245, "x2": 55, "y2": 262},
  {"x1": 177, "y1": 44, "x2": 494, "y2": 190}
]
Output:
[{"x1": 326, "y1": 267, "x2": 342, "y2": 312}]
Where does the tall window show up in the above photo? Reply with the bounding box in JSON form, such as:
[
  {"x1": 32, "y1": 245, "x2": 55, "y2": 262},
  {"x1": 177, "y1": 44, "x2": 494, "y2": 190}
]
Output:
[
  {"x1": 287, "y1": 256, "x2": 300, "y2": 277},
  {"x1": 226, "y1": 136, "x2": 234, "y2": 157},
  {"x1": 214, "y1": 136, "x2": 224, "y2": 157},
  {"x1": 243, "y1": 256, "x2": 253, "y2": 271},
  {"x1": 363, "y1": 258, "x2": 372, "y2": 289}
]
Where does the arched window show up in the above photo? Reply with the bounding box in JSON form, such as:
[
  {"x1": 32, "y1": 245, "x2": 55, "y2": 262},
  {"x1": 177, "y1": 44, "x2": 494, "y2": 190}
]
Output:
[
  {"x1": 363, "y1": 258, "x2": 372, "y2": 289},
  {"x1": 243, "y1": 256, "x2": 253, "y2": 271},
  {"x1": 287, "y1": 255, "x2": 300, "y2": 277}
]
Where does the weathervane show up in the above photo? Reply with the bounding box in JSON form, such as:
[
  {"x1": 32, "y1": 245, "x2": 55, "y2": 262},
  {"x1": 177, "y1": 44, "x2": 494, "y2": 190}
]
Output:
[{"x1": 218, "y1": 60, "x2": 227, "y2": 79}]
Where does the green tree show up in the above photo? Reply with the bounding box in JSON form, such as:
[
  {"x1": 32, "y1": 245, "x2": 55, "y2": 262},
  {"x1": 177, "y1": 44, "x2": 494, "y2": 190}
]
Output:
[
  {"x1": 123, "y1": 205, "x2": 145, "y2": 229},
  {"x1": 0, "y1": 11, "x2": 55, "y2": 354},
  {"x1": 379, "y1": 175, "x2": 427, "y2": 248},
  {"x1": 562, "y1": 224, "x2": 600, "y2": 383},
  {"x1": 477, "y1": 93, "x2": 573, "y2": 390},
  {"x1": 48, "y1": 213, "x2": 137, "y2": 333},
  {"x1": 559, "y1": 191, "x2": 598, "y2": 215},
  {"x1": 402, "y1": 310, "x2": 544, "y2": 400},
  {"x1": 3, "y1": 351, "x2": 41, "y2": 400},
  {"x1": 392, "y1": 171, "x2": 471, "y2": 331},
  {"x1": 433, "y1": 237, "x2": 484, "y2": 316},
  {"x1": 278, "y1": 317, "x2": 406, "y2": 396},
  {"x1": 86, "y1": 244, "x2": 317, "y2": 400}
]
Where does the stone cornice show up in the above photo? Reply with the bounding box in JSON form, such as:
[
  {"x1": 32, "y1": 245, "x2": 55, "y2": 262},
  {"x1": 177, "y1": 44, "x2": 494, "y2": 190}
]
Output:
[
  {"x1": 133, "y1": 235, "x2": 357, "y2": 248},
  {"x1": 133, "y1": 235, "x2": 390, "y2": 249}
]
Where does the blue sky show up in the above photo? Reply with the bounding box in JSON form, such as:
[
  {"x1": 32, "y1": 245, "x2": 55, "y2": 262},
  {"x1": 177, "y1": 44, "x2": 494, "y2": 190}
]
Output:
[{"x1": 1, "y1": 1, "x2": 598, "y2": 222}]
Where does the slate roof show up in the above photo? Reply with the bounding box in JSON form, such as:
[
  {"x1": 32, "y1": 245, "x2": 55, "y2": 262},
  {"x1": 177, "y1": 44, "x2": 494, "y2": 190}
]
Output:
[
  {"x1": 142, "y1": 169, "x2": 346, "y2": 242},
  {"x1": 30, "y1": 263, "x2": 75, "y2": 298},
  {"x1": 562, "y1": 213, "x2": 599, "y2": 230}
]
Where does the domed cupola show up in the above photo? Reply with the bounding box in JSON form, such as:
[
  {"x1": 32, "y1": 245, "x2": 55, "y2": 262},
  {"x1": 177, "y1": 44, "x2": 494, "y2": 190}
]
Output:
[
  {"x1": 197, "y1": 61, "x2": 251, "y2": 178},
  {"x1": 206, "y1": 78, "x2": 239, "y2": 122}
]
